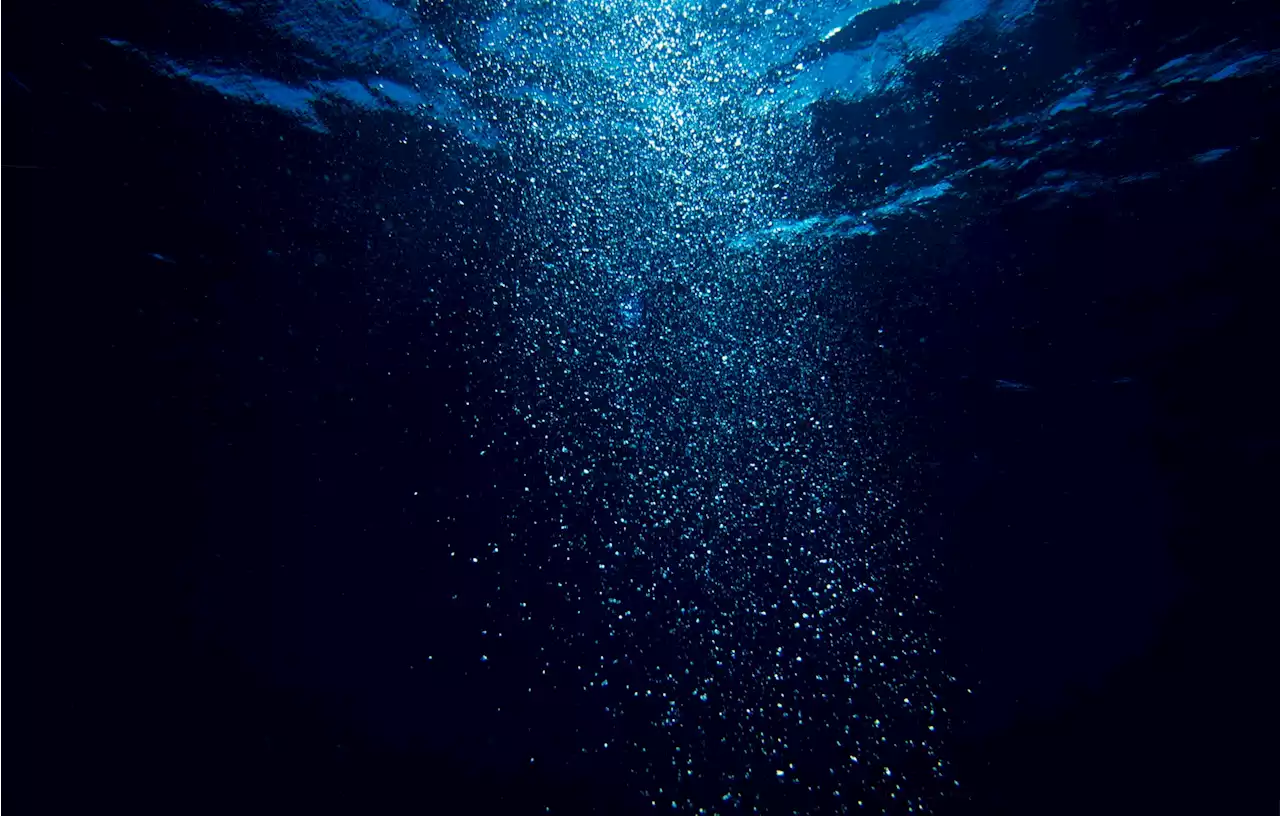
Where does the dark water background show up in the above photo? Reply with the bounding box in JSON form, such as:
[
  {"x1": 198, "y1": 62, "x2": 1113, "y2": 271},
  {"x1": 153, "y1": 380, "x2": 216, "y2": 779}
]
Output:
[{"x1": 6, "y1": 0, "x2": 1277, "y2": 814}]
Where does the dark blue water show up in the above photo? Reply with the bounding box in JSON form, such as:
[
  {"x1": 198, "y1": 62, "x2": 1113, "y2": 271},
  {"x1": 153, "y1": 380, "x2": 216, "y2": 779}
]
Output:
[{"x1": 6, "y1": 0, "x2": 1277, "y2": 814}]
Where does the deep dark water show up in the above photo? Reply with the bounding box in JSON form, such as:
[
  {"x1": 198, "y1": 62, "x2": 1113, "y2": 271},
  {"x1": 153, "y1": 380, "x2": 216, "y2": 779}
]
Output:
[{"x1": 6, "y1": 0, "x2": 1278, "y2": 814}]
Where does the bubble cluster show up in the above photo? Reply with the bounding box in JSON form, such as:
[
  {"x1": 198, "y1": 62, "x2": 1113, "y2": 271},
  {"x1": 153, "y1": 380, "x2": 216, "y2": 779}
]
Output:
[{"x1": 466, "y1": 2, "x2": 954, "y2": 813}]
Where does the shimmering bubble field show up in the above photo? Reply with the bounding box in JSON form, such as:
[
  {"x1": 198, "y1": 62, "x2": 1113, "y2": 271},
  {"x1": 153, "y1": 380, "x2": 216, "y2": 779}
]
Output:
[{"x1": 459, "y1": 4, "x2": 950, "y2": 813}]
